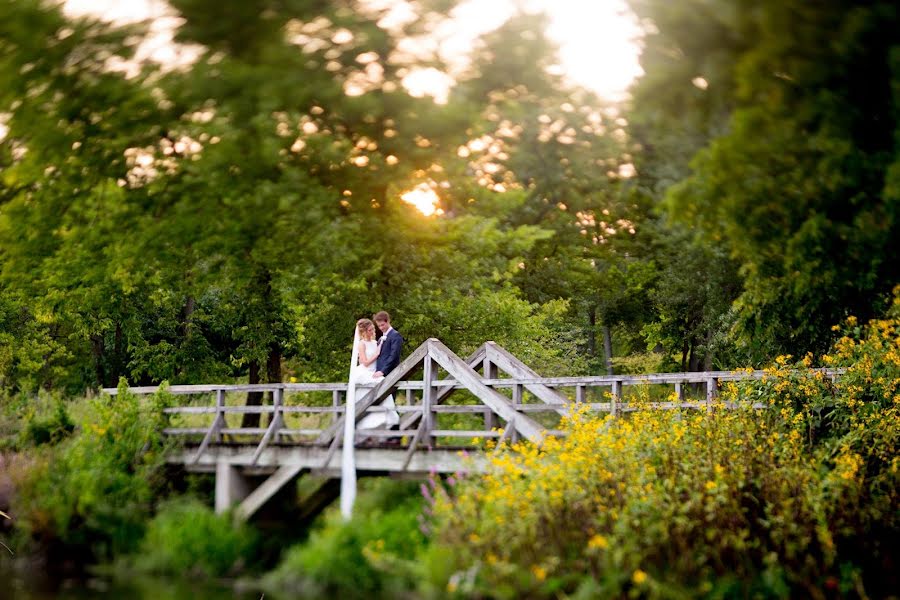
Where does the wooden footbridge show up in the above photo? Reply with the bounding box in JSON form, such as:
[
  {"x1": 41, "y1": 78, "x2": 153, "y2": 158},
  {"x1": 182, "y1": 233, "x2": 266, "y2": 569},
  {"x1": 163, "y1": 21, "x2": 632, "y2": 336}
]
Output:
[{"x1": 106, "y1": 339, "x2": 840, "y2": 522}]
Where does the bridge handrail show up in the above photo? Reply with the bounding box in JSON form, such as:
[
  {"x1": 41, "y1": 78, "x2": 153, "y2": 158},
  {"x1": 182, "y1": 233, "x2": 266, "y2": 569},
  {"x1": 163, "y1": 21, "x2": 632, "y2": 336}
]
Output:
[{"x1": 103, "y1": 367, "x2": 844, "y2": 396}]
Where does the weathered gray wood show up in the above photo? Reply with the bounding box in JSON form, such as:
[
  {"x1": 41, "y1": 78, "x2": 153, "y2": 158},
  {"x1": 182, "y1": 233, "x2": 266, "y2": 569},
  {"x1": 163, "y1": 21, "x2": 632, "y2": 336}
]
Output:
[
  {"x1": 332, "y1": 390, "x2": 341, "y2": 423},
  {"x1": 611, "y1": 380, "x2": 622, "y2": 417},
  {"x1": 575, "y1": 385, "x2": 585, "y2": 404},
  {"x1": 430, "y1": 430, "x2": 502, "y2": 438},
  {"x1": 251, "y1": 388, "x2": 283, "y2": 466},
  {"x1": 423, "y1": 355, "x2": 435, "y2": 448},
  {"x1": 398, "y1": 344, "x2": 487, "y2": 432},
  {"x1": 401, "y1": 420, "x2": 427, "y2": 471},
  {"x1": 177, "y1": 444, "x2": 489, "y2": 474},
  {"x1": 280, "y1": 406, "x2": 343, "y2": 414},
  {"x1": 107, "y1": 367, "x2": 844, "y2": 396},
  {"x1": 706, "y1": 377, "x2": 717, "y2": 413},
  {"x1": 191, "y1": 403, "x2": 225, "y2": 465},
  {"x1": 484, "y1": 342, "x2": 569, "y2": 416},
  {"x1": 511, "y1": 384, "x2": 523, "y2": 444},
  {"x1": 427, "y1": 339, "x2": 545, "y2": 442},
  {"x1": 215, "y1": 462, "x2": 251, "y2": 514},
  {"x1": 235, "y1": 464, "x2": 305, "y2": 521},
  {"x1": 675, "y1": 382, "x2": 683, "y2": 401}
]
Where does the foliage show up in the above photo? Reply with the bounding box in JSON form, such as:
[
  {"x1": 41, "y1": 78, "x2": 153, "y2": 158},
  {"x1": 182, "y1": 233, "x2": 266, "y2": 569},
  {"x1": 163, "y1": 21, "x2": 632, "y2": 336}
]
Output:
[
  {"x1": 631, "y1": 0, "x2": 900, "y2": 358},
  {"x1": 262, "y1": 478, "x2": 427, "y2": 599},
  {"x1": 8, "y1": 382, "x2": 173, "y2": 560},
  {"x1": 131, "y1": 497, "x2": 258, "y2": 578},
  {"x1": 18, "y1": 398, "x2": 75, "y2": 447},
  {"x1": 419, "y1": 303, "x2": 900, "y2": 598}
]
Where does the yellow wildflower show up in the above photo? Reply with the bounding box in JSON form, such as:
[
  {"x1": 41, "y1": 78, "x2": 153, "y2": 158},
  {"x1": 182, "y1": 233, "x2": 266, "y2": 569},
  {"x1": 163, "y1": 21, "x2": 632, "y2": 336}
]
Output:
[
  {"x1": 632, "y1": 569, "x2": 648, "y2": 585},
  {"x1": 588, "y1": 534, "x2": 609, "y2": 549},
  {"x1": 531, "y1": 564, "x2": 547, "y2": 581}
]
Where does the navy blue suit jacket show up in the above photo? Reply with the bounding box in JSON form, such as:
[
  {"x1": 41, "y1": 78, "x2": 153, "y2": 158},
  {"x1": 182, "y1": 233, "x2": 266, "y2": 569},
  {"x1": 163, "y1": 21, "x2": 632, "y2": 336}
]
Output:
[{"x1": 376, "y1": 329, "x2": 403, "y2": 376}]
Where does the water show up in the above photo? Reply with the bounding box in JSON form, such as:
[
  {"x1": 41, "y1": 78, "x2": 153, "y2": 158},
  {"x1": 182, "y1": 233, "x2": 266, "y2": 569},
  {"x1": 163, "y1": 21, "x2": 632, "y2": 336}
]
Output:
[{"x1": 0, "y1": 564, "x2": 271, "y2": 600}]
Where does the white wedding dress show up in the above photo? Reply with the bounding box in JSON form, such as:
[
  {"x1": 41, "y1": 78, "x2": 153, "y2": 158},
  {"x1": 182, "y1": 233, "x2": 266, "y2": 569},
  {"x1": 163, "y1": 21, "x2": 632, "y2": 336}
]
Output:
[{"x1": 353, "y1": 340, "x2": 399, "y2": 429}]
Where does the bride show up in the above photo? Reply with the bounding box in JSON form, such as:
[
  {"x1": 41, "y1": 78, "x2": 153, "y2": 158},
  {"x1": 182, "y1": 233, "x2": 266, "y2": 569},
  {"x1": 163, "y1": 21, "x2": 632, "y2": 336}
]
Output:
[{"x1": 352, "y1": 318, "x2": 399, "y2": 429}]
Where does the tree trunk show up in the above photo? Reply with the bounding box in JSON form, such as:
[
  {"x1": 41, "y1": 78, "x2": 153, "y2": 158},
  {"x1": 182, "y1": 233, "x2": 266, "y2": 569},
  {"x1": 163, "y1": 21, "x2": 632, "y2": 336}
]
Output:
[
  {"x1": 602, "y1": 325, "x2": 614, "y2": 376},
  {"x1": 242, "y1": 360, "x2": 263, "y2": 428},
  {"x1": 702, "y1": 330, "x2": 714, "y2": 371},
  {"x1": 91, "y1": 334, "x2": 108, "y2": 389},
  {"x1": 587, "y1": 307, "x2": 596, "y2": 358},
  {"x1": 264, "y1": 343, "x2": 282, "y2": 426}
]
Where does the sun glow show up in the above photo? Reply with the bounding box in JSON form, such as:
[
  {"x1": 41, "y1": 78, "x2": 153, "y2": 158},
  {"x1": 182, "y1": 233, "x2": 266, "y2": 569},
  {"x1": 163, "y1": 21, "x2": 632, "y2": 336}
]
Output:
[{"x1": 400, "y1": 183, "x2": 443, "y2": 216}]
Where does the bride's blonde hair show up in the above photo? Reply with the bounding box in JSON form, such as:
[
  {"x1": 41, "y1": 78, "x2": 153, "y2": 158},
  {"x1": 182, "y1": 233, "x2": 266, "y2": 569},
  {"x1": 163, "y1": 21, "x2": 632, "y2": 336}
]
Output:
[{"x1": 356, "y1": 318, "x2": 376, "y2": 340}]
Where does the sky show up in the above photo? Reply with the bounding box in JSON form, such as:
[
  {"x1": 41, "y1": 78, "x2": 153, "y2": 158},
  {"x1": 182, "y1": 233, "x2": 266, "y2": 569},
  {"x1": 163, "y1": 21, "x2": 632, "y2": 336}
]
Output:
[{"x1": 60, "y1": 0, "x2": 644, "y2": 100}]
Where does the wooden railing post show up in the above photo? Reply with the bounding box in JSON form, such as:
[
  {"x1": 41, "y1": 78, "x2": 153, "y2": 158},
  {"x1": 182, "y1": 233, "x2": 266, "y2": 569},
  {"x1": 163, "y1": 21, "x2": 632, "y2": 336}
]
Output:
[
  {"x1": 611, "y1": 380, "x2": 622, "y2": 417},
  {"x1": 575, "y1": 384, "x2": 585, "y2": 404},
  {"x1": 332, "y1": 390, "x2": 341, "y2": 424},
  {"x1": 214, "y1": 389, "x2": 225, "y2": 443},
  {"x1": 483, "y1": 358, "x2": 497, "y2": 431},
  {"x1": 251, "y1": 387, "x2": 283, "y2": 465},
  {"x1": 511, "y1": 383, "x2": 523, "y2": 444},
  {"x1": 706, "y1": 377, "x2": 717, "y2": 413},
  {"x1": 423, "y1": 356, "x2": 435, "y2": 448}
]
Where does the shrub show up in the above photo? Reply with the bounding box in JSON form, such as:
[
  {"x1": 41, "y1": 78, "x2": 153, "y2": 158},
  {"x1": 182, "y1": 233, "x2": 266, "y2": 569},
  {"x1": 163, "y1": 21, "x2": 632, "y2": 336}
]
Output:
[
  {"x1": 132, "y1": 497, "x2": 258, "y2": 577},
  {"x1": 9, "y1": 381, "x2": 174, "y2": 560},
  {"x1": 263, "y1": 478, "x2": 426, "y2": 598},
  {"x1": 420, "y1": 295, "x2": 900, "y2": 598},
  {"x1": 19, "y1": 400, "x2": 75, "y2": 447}
]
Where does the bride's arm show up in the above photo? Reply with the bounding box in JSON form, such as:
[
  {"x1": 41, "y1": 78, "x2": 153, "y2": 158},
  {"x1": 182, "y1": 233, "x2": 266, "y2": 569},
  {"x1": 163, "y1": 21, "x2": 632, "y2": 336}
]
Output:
[{"x1": 358, "y1": 342, "x2": 380, "y2": 367}]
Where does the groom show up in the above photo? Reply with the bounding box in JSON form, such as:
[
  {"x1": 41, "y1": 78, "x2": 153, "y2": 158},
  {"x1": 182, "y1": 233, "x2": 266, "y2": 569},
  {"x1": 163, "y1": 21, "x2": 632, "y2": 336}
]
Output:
[{"x1": 373, "y1": 310, "x2": 403, "y2": 378}]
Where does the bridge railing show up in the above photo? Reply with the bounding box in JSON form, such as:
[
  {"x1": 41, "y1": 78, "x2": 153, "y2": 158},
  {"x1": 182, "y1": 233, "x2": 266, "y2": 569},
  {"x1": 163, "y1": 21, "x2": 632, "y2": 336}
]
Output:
[{"x1": 105, "y1": 367, "x2": 843, "y2": 464}]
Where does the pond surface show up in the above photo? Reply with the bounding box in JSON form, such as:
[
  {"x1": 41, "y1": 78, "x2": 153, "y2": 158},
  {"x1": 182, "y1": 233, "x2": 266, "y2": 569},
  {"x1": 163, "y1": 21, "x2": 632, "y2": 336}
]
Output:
[{"x1": 0, "y1": 565, "x2": 273, "y2": 600}]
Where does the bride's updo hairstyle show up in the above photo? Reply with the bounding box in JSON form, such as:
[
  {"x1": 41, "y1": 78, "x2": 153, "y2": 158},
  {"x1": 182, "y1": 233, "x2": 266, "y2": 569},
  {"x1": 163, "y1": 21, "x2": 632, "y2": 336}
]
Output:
[{"x1": 357, "y1": 318, "x2": 375, "y2": 340}]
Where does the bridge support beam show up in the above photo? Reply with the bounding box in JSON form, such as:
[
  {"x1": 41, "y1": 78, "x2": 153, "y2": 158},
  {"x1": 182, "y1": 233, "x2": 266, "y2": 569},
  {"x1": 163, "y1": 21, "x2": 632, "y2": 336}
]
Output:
[
  {"x1": 235, "y1": 464, "x2": 305, "y2": 521},
  {"x1": 215, "y1": 462, "x2": 252, "y2": 514}
]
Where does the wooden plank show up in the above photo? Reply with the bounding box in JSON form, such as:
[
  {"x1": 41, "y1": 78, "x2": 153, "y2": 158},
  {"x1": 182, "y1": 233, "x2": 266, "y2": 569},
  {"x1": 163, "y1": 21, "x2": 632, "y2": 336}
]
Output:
[
  {"x1": 191, "y1": 389, "x2": 226, "y2": 465},
  {"x1": 427, "y1": 339, "x2": 545, "y2": 442},
  {"x1": 430, "y1": 430, "x2": 502, "y2": 438},
  {"x1": 611, "y1": 380, "x2": 622, "y2": 417},
  {"x1": 251, "y1": 389, "x2": 283, "y2": 465},
  {"x1": 281, "y1": 406, "x2": 343, "y2": 414},
  {"x1": 163, "y1": 427, "x2": 209, "y2": 435},
  {"x1": 332, "y1": 390, "x2": 341, "y2": 424},
  {"x1": 235, "y1": 464, "x2": 305, "y2": 521},
  {"x1": 706, "y1": 377, "x2": 717, "y2": 413},
  {"x1": 484, "y1": 342, "x2": 569, "y2": 416},
  {"x1": 173, "y1": 445, "x2": 489, "y2": 474},
  {"x1": 397, "y1": 344, "x2": 486, "y2": 432},
  {"x1": 423, "y1": 356, "x2": 435, "y2": 448},
  {"x1": 105, "y1": 368, "x2": 845, "y2": 396},
  {"x1": 511, "y1": 384, "x2": 522, "y2": 444},
  {"x1": 575, "y1": 385, "x2": 585, "y2": 404},
  {"x1": 220, "y1": 427, "x2": 267, "y2": 435},
  {"x1": 401, "y1": 421, "x2": 427, "y2": 471}
]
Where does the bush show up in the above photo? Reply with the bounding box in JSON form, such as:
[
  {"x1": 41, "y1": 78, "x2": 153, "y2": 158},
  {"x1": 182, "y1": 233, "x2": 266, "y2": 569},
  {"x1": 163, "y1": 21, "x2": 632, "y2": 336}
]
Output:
[
  {"x1": 19, "y1": 399, "x2": 75, "y2": 447},
  {"x1": 132, "y1": 497, "x2": 258, "y2": 577},
  {"x1": 419, "y1": 296, "x2": 900, "y2": 598},
  {"x1": 9, "y1": 381, "x2": 174, "y2": 560},
  {"x1": 263, "y1": 478, "x2": 426, "y2": 598}
]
